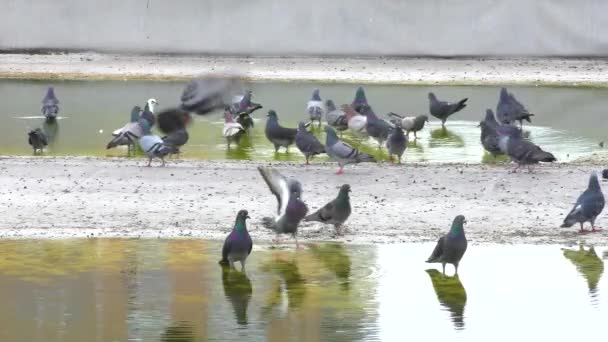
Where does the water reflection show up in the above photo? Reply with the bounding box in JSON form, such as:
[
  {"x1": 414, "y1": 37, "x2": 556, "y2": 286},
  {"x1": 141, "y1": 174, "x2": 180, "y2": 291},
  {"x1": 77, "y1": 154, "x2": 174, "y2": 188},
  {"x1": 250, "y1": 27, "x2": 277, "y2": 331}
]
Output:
[
  {"x1": 429, "y1": 127, "x2": 465, "y2": 148},
  {"x1": 261, "y1": 255, "x2": 306, "y2": 313},
  {"x1": 425, "y1": 269, "x2": 467, "y2": 330},
  {"x1": 309, "y1": 243, "x2": 351, "y2": 290},
  {"x1": 221, "y1": 265, "x2": 253, "y2": 325},
  {"x1": 42, "y1": 120, "x2": 59, "y2": 145},
  {"x1": 160, "y1": 323, "x2": 195, "y2": 342},
  {"x1": 563, "y1": 245, "x2": 604, "y2": 297}
]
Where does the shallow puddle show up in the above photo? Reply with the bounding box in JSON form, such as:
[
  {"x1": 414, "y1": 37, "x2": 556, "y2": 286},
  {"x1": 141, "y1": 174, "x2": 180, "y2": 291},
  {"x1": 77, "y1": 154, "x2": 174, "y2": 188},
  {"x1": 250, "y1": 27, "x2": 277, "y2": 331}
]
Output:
[
  {"x1": 0, "y1": 239, "x2": 605, "y2": 341},
  {"x1": 0, "y1": 80, "x2": 606, "y2": 163}
]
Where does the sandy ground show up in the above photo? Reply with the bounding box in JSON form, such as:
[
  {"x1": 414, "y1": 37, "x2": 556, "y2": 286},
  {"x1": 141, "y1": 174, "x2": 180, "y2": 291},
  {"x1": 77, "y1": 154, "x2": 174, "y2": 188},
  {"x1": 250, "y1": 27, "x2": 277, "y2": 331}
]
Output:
[
  {"x1": 1, "y1": 156, "x2": 607, "y2": 245},
  {"x1": 1, "y1": 53, "x2": 608, "y2": 86}
]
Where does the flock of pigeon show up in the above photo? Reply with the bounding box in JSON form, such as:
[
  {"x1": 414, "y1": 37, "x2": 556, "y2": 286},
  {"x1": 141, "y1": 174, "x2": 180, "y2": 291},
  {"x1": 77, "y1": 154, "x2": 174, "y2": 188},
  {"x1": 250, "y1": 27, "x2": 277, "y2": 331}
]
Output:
[{"x1": 22, "y1": 76, "x2": 608, "y2": 276}]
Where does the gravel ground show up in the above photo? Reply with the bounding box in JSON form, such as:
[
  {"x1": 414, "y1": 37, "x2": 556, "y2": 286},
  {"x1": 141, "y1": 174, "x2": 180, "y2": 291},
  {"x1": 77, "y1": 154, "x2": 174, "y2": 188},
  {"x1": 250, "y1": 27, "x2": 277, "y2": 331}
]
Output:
[{"x1": 0, "y1": 156, "x2": 606, "y2": 245}]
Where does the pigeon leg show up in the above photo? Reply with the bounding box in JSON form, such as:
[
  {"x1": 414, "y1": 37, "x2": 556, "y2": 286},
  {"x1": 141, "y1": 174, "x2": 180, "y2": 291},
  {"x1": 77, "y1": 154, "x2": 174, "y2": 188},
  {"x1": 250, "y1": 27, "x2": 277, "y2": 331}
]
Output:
[
  {"x1": 591, "y1": 221, "x2": 602, "y2": 232},
  {"x1": 334, "y1": 224, "x2": 343, "y2": 236},
  {"x1": 527, "y1": 165, "x2": 534, "y2": 173},
  {"x1": 161, "y1": 157, "x2": 166, "y2": 167},
  {"x1": 241, "y1": 259, "x2": 246, "y2": 272},
  {"x1": 442, "y1": 263, "x2": 446, "y2": 276},
  {"x1": 579, "y1": 223, "x2": 587, "y2": 233},
  {"x1": 511, "y1": 164, "x2": 521, "y2": 173},
  {"x1": 147, "y1": 158, "x2": 152, "y2": 167},
  {"x1": 454, "y1": 263, "x2": 459, "y2": 276},
  {"x1": 414, "y1": 131, "x2": 417, "y2": 140},
  {"x1": 295, "y1": 236, "x2": 303, "y2": 250},
  {"x1": 335, "y1": 165, "x2": 345, "y2": 175},
  {"x1": 274, "y1": 144, "x2": 280, "y2": 153},
  {"x1": 398, "y1": 156, "x2": 402, "y2": 164},
  {"x1": 389, "y1": 155, "x2": 394, "y2": 164},
  {"x1": 305, "y1": 156, "x2": 310, "y2": 165}
]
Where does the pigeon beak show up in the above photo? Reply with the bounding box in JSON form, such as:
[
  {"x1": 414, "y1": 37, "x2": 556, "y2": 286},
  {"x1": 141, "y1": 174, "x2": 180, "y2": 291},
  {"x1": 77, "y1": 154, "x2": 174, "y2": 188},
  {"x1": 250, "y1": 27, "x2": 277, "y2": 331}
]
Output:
[{"x1": 246, "y1": 215, "x2": 251, "y2": 219}]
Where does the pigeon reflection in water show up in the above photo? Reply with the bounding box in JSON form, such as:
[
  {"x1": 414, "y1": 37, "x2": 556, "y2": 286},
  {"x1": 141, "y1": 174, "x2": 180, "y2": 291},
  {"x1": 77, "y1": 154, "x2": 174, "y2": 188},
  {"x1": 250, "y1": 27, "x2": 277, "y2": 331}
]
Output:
[
  {"x1": 221, "y1": 264, "x2": 253, "y2": 325},
  {"x1": 425, "y1": 269, "x2": 467, "y2": 330},
  {"x1": 160, "y1": 323, "x2": 195, "y2": 342},
  {"x1": 309, "y1": 243, "x2": 351, "y2": 290},
  {"x1": 563, "y1": 245, "x2": 604, "y2": 296},
  {"x1": 429, "y1": 127, "x2": 465, "y2": 148},
  {"x1": 261, "y1": 256, "x2": 306, "y2": 316}
]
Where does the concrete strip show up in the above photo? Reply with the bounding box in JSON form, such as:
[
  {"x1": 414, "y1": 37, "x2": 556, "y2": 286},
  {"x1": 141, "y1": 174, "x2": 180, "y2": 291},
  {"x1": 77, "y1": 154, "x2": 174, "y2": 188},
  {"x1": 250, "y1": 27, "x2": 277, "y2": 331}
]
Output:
[{"x1": 0, "y1": 156, "x2": 605, "y2": 244}]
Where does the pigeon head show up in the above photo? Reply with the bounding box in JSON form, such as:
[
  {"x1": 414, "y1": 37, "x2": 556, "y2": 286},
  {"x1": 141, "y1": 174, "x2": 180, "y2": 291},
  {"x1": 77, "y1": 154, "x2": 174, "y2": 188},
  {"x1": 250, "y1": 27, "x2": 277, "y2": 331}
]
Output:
[
  {"x1": 147, "y1": 98, "x2": 158, "y2": 113},
  {"x1": 499, "y1": 87, "x2": 509, "y2": 100},
  {"x1": 42, "y1": 87, "x2": 59, "y2": 104},
  {"x1": 324, "y1": 126, "x2": 339, "y2": 145},
  {"x1": 428, "y1": 92, "x2": 437, "y2": 102},
  {"x1": 130, "y1": 106, "x2": 142, "y2": 122},
  {"x1": 418, "y1": 115, "x2": 429, "y2": 123},
  {"x1": 289, "y1": 180, "x2": 303, "y2": 199},
  {"x1": 352, "y1": 86, "x2": 368, "y2": 107},
  {"x1": 297, "y1": 121, "x2": 308, "y2": 131},
  {"x1": 267, "y1": 110, "x2": 279, "y2": 120},
  {"x1": 234, "y1": 209, "x2": 250, "y2": 231},
  {"x1": 326, "y1": 100, "x2": 337, "y2": 112},
  {"x1": 449, "y1": 215, "x2": 466, "y2": 235},
  {"x1": 358, "y1": 104, "x2": 376, "y2": 118},
  {"x1": 484, "y1": 109, "x2": 498, "y2": 125},
  {"x1": 588, "y1": 173, "x2": 601, "y2": 191},
  {"x1": 237, "y1": 209, "x2": 250, "y2": 220},
  {"x1": 311, "y1": 89, "x2": 321, "y2": 101},
  {"x1": 338, "y1": 184, "x2": 351, "y2": 198}
]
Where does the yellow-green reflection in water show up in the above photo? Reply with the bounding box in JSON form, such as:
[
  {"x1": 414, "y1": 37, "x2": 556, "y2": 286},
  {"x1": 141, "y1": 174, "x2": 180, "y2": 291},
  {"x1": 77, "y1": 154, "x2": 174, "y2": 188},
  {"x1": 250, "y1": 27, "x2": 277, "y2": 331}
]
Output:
[
  {"x1": 1, "y1": 80, "x2": 607, "y2": 163},
  {"x1": 0, "y1": 240, "x2": 606, "y2": 341}
]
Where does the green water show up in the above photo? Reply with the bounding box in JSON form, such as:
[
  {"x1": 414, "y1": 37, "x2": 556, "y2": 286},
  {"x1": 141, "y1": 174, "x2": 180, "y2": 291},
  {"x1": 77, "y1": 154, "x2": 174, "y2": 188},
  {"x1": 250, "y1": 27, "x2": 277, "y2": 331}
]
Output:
[
  {"x1": 0, "y1": 239, "x2": 605, "y2": 341},
  {"x1": 0, "y1": 80, "x2": 606, "y2": 163}
]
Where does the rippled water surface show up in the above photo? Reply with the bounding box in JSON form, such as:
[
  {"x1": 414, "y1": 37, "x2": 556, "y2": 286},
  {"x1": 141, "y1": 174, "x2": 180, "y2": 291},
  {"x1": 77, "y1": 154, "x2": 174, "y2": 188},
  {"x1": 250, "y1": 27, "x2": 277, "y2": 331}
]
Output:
[
  {"x1": 1, "y1": 80, "x2": 607, "y2": 163},
  {"x1": 0, "y1": 240, "x2": 606, "y2": 341}
]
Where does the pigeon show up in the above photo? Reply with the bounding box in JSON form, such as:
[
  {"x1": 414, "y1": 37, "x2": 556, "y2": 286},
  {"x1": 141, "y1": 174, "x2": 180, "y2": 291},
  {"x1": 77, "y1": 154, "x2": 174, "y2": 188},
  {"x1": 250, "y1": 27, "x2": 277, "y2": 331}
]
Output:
[
  {"x1": 428, "y1": 92, "x2": 467, "y2": 127},
  {"x1": 304, "y1": 184, "x2": 351, "y2": 235},
  {"x1": 603, "y1": 169, "x2": 608, "y2": 180},
  {"x1": 387, "y1": 113, "x2": 428, "y2": 139},
  {"x1": 28, "y1": 128, "x2": 48, "y2": 154},
  {"x1": 479, "y1": 109, "x2": 502, "y2": 157},
  {"x1": 324, "y1": 126, "x2": 376, "y2": 174},
  {"x1": 496, "y1": 87, "x2": 534, "y2": 128},
  {"x1": 41, "y1": 87, "x2": 60, "y2": 123},
  {"x1": 426, "y1": 215, "x2": 468, "y2": 276},
  {"x1": 180, "y1": 76, "x2": 242, "y2": 115},
  {"x1": 561, "y1": 173, "x2": 605, "y2": 233},
  {"x1": 265, "y1": 110, "x2": 297, "y2": 153},
  {"x1": 386, "y1": 126, "x2": 408, "y2": 163},
  {"x1": 306, "y1": 89, "x2": 325, "y2": 127},
  {"x1": 295, "y1": 122, "x2": 325, "y2": 164},
  {"x1": 360, "y1": 105, "x2": 394, "y2": 148},
  {"x1": 219, "y1": 209, "x2": 253, "y2": 271},
  {"x1": 140, "y1": 99, "x2": 157, "y2": 126},
  {"x1": 157, "y1": 108, "x2": 191, "y2": 157},
  {"x1": 106, "y1": 106, "x2": 145, "y2": 155},
  {"x1": 351, "y1": 86, "x2": 369, "y2": 112},
  {"x1": 497, "y1": 125, "x2": 556, "y2": 172},
  {"x1": 258, "y1": 166, "x2": 308, "y2": 248},
  {"x1": 137, "y1": 119, "x2": 173, "y2": 167},
  {"x1": 223, "y1": 107, "x2": 246, "y2": 149},
  {"x1": 342, "y1": 104, "x2": 368, "y2": 138},
  {"x1": 231, "y1": 90, "x2": 262, "y2": 131},
  {"x1": 325, "y1": 100, "x2": 348, "y2": 132}
]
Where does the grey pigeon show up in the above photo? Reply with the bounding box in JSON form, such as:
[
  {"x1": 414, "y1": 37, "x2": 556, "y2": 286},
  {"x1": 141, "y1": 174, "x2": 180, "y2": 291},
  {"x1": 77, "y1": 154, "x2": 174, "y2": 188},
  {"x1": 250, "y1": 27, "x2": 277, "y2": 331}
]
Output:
[
  {"x1": 157, "y1": 108, "x2": 191, "y2": 157},
  {"x1": 106, "y1": 106, "x2": 144, "y2": 155},
  {"x1": 304, "y1": 184, "x2": 351, "y2": 235},
  {"x1": 561, "y1": 173, "x2": 605, "y2": 233},
  {"x1": 325, "y1": 100, "x2": 348, "y2": 132},
  {"x1": 223, "y1": 106, "x2": 246, "y2": 149},
  {"x1": 426, "y1": 215, "x2": 468, "y2": 276},
  {"x1": 219, "y1": 209, "x2": 253, "y2": 271},
  {"x1": 180, "y1": 76, "x2": 241, "y2": 115},
  {"x1": 231, "y1": 90, "x2": 262, "y2": 131},
  {"x1": 387, "y1": 113, "x2": 428, "y2": 139},
  {"x1": 306, "y1": 89, "x2": 325, "y2": 127},
  {"x1": 137, "y1": 119, "x2": 173, "y2": 167},
  {"x1": 258, "y1": 166, "x2": 308, "y2": 248},
  {"x1": 603, "y1": 169, "x2": 608, "y2": 180},
  {"x1": 265, "y1": 110, "x2": 297, "y2": 153},
  {"x1": 479, "y1": 109, "x2": 502, "y2": 157},
  {"x1": 497, "y1": 125, "x2": 556, "y2": 172},
  {"x1": 386, "y1": 126, "x2": 408, "y2": 164},
  {"x1": 351, "y1": 86, "x2": 369, "y2": 112},
  {"x1": 41, "y1": 87, "x2": 59, "y2": 123},
  {"x1": 28, "y1": 128, "x2": 48, "y2": 154},
  {"x1": 324, "y1": 126, "x2": 375, "y2": 174},
  {"x1": 428, "y1": 92, "x2": 467, "y2": 127},
  {"x1": 359, "y1": 105, "x2": 394, "y2": 148},
  {"x1": 295, "y1": 122, "x2": 325, "y2": 164},
  {"x1": 496, "y1": 87, "x2": 534, "y2": 128}
]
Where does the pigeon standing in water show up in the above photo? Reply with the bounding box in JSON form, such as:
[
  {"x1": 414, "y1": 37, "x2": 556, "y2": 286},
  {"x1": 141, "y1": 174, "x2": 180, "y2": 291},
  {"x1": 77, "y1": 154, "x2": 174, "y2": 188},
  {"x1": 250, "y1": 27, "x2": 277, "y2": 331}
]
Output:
[
  {"x1": 324, "y1": 126, "x2": 375, "y2": 174},
  {"x1": 231, "y1": 90, "x2": 263, "y2": 131},
  {"x1": 28, "y1": 128, "x2": 48, "y2": 154},
  {"x1": 258, "y1": 167, "x2": 308, "y2": 248},
  {"x1": 106, "y1": 106, "x2": 145, "y2": 155},
  {"x1": 561, "y1": 173, "x2": 605, "y2": 233},
  {"x1": 265, "y1": 110, "x2": 297, "y2": 153},
  {"x1": 219, "y1": 210, "x2": 253, "y2": 271},
  {"x1": 295, "y1": 122, "x2": 325, "y2": 164},
  {"x1": 304, "y1": 184, "x2": 352, "y2": 235},
  {"x1": 41, "y1": 87, "x2": 60, "y2": 123},
  {"x1": 428, "y1": 92, "x2": 468, "y2": 127},
  {"x1": 342, "y1": 104, "x2": 368, "y2": 138},
  {"x1": 496, "y1": 87, "x2": 534, "y2": 128},
  {"x1": 137, "y1": 119, "x2": 173, "y2": 167},
  {"x1": 223, "y1": 106, "x2": 246, "y2": 149},
  {"x1": 157, "y1": 108, "x2": 191, "y2": 157},
  {"x1": 360, "y1": 105, "x2": 394, "y2": 148},
  {"x1": 325, "y1": 100, "x2": 348, "y2": 133},
  {"x1": 427, "y1": 215, "x2": 468, "y2": 276},
  {"x1": 387, "y1": 113, "x2": 428, "y2": 139},
  {"x1": 386, "y1": 126, "x2": 407, "y2": 163},
  {"x1": 497, "y1": 125, "x2": 556, "y2": 172},
  {"x1": 351, "y1": 86, "x2": 369, "y2": 112},
  {"x1": 479, "y1": 109, "x2": 503, "y2": 157},
  {"x1": 306, "y1": 89, "x2": 325, "y2": 127}
]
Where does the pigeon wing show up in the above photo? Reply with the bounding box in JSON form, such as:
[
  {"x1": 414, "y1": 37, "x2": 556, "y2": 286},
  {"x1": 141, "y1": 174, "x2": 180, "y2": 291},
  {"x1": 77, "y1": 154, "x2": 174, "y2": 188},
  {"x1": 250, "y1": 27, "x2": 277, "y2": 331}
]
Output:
[{"x1": 258, "y1": 167, "x2": 291, "y2": 216}]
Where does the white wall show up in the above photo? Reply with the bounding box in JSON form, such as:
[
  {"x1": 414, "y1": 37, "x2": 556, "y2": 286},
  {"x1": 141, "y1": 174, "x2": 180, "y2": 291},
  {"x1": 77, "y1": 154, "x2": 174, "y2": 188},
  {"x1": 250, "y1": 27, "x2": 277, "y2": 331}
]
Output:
[{"x1": 1, "y1": 0, "x2": 608, "y2": 56}]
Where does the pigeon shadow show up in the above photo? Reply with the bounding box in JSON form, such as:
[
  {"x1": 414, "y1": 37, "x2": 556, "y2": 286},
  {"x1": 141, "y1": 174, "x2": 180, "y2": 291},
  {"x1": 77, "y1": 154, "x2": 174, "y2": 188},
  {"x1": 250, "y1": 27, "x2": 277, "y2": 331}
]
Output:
[
  {"x1": 221, "y1": 264, "x2": 253, "y2": 325},
  {"x1": 425, "y1": 269, "x2": 467, "y2": 330},
  {"x1": 563, "y1": 245, "x2": 604, "y2": 298},
  {"x1": 308, "y1": 243, "x2": 352, "y2": 291},
  {"x1": 429, "y1": 127, "x2": 465, "y2": 148}
]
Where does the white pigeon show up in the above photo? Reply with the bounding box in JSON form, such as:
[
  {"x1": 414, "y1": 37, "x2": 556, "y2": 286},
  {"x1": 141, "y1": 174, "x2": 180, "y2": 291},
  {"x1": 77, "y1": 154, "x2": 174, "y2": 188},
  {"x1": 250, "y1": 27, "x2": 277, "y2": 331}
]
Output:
[
  {"x1": 342, "y1": 104, "x2": 368, "y2": 137},
  {"x1": 222, "y1": 108, "x2": 245, "y2": 149}
]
